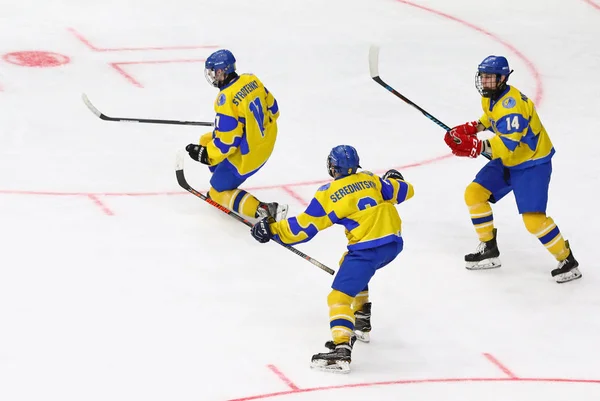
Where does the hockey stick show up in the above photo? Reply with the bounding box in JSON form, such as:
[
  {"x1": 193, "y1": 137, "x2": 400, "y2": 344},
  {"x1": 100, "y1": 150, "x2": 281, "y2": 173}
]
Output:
[
  {"x1": 82, "y1": 94, "x2": 215, "y2": 127},
  {"x1": 175, "y1": 152, "x2": 335, "y2": 276},
  {"x1": 368, "y1": 46, "x2": 492, "y2": 160}
]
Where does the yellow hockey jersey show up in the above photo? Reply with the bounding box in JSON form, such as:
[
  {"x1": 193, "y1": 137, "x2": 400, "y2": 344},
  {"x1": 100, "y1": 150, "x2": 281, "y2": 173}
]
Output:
[
  {"x1": 270, "y1": 171, "x2": 414, "y2": 250},
  {"x1": 204, "y1": 73, "x2": 279, "y2": 178},
  {"x1": 479, "y1": 85, "x2": 554, "y2": 169}
]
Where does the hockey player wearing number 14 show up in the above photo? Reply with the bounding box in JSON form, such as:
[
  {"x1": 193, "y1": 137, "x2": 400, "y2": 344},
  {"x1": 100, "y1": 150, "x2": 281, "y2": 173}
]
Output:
[
  {"x1": 444, "y1": 55, "x2": 581, "y2": 283},
  {"x1": 185, "y1": 49, "x2": 288, "y2": 221},
  {"x1": 250, "y1": 145, "x2": 415, "y2": 373}
]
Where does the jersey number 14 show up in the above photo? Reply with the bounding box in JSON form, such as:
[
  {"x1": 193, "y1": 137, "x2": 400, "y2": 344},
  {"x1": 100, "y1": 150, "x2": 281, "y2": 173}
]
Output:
[{"x1": 506, "y1": 115, "x2": 520, "y2": 130}]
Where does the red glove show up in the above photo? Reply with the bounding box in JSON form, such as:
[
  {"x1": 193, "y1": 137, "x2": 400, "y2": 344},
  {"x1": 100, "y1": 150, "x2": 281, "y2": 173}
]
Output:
[
  {"x1": 444, "y1": 121, "x2": 482, "y2": 158},
  {"x1": 450, "y1": 121, "x2": 479, "y2": 137}
]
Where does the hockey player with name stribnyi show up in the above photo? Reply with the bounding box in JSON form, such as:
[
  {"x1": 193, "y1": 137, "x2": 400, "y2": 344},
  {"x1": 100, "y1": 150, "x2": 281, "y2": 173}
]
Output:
[
  {"x1": 444, "y1": 55, "x2": 581, "y2": 283},
  {"x1": 185, "y1": 49, "x2": 288, "y2": 221},
  {"x1": 250, "y1": 145, "x2": 414, "y2": 373}
]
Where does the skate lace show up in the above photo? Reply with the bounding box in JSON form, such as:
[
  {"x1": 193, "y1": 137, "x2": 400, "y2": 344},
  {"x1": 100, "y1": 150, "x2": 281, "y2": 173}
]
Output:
[{"x1": 475, "y1": 241, "x2": 487, "y2": 254}]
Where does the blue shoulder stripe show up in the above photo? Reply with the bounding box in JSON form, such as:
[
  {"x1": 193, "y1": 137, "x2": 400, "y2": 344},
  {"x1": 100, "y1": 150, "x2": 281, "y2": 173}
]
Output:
[
  {"x1": 379, "y1": 177, "x2": 394, "y2": 201},
  {"x1": 396, "y1": 181, "x2": 409, "y2": 203},
  {"x1": 305, "y1": 198, "x2": 327, "y2": 217}
]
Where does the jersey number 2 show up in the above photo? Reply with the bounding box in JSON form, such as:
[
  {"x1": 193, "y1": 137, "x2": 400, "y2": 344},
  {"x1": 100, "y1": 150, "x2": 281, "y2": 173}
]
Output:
[
  {"x1": 249, "y1": 98, "x2": 266, "y2": 137},
  {"x1": 357, "y1": 197, "x2": 377, "y2": 210}
]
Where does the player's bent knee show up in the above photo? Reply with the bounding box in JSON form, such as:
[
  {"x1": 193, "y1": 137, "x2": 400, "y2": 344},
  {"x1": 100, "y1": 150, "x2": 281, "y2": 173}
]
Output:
[
  {"x1": 208, "y1": 187, "x2": 234, "y2": 207},
  {"x1": 327, "y1": 290, "x2": 353, "y2": 308},
  {"x1": 464, "y1": 182, "x2": 492, "y2": 206},
  {"x1": 522, "y1": 212, "x2": 548, "y2": 235}
]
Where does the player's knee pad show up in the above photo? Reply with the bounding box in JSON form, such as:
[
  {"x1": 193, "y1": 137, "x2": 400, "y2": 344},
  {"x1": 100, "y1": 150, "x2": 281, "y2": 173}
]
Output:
[
  {"x1": 208, "y1": 187, "x2": 235, "y2": 208},
  {"x1": 327, "y1": 290, "x2": 353, "y2": 308},
  {"x1": 464, "y1": 182, "x2": 492, "y2": 207},
  {"x1": 522, "y1": 212, "x2": 550, "y2": 235}
]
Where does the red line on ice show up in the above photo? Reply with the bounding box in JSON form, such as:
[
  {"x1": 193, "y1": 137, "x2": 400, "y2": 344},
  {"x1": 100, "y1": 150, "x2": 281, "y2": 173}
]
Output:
[
  {"x1": 110, "y1": 59, "x2": 205, "y2": 88},
  {"x1": 87, "y1": 194, "x2": 115, "y2": 216},
  {"x1": 226, "y1": 376, "x2": 600, "y2": 401},
  {"x1": 266, "y1": 365, "x2": 299, "y2": 391},
  {"x1": 109, "y1": 62, "x2": 143, "y2": 87},
  {"x1": 582, "y1": 0, "x2": 600, "y2": 10},
  {"x1": 483, "y1": 352, "x2": 518, "y2": 379},
  {"x1": 0, "y1": 153, "x2": 452, "y2": 199},
  {"x1": 280, "y1": 186, "x2": 309, "y2": 207},
  {"x1": 395, "y1": 0, "x2": 544, "y2": 106}
]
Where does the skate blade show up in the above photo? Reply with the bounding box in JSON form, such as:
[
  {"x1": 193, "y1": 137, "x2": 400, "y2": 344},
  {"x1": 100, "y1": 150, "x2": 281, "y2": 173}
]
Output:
[
  {"x1": 554, "y1": 267, "x2": 582, "y2": 283},
  {"x1": 354, "y1": 330, "x2": 370, "y2": 343},
  {"x1": 465, "y1": 258, "x2": 501, "y2": 270},
  {"x1": 310, "y1": 359, "x2": 350, "y2": 374}
]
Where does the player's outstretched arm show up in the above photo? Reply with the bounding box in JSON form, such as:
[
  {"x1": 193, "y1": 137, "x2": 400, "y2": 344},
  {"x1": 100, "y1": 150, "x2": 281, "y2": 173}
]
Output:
[{"x1": 380, "y1": 170, "x2": 414, "y2": 205}]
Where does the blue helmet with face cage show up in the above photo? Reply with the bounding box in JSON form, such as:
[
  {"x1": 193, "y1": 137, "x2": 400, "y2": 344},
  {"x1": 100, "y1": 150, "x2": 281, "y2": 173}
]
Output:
[
  {"x1": 327, "y1": 145, "x2": 361, "y2": 178},
  {"x1": 204, "y1": 49, "x2": 236, "y2": 87},
  {"x1": 475, "y1": 55, "x2": 513, "y2": 98}
]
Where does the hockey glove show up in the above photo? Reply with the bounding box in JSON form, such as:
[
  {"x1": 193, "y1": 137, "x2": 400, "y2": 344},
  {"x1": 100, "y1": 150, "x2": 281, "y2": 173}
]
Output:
[
  {"x1": 450, "y1": 121, "x2": 479, "y2": 137},
  {"x1": 444, "y1": 129, "x2": 482, "y2": 158},
  {"x1": 185, "y1": 143, "x2": 210, "y2": 165},
  {"x1": 251, "y1": 217, "x2": 275, "y2": 244},
  {"x1": 382, "y1": 169, "x2": 404, "y2": 181}
]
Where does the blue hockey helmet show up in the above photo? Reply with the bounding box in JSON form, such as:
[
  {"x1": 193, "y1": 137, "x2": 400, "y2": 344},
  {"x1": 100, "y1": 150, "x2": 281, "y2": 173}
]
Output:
[
  {"x1": 327, "y1": 145, "x2": 361, "y2": 178},
  {"x1": 475, "y1": 55, "x2": 513, "y2": 98},
  {"x1": 205, "y1": 49, "x2": 237, "y2": 87}
]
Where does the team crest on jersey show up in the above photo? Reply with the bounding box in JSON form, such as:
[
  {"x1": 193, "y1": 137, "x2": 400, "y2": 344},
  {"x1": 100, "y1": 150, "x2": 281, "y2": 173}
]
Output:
[
  {"x1": 502, "y1": 97, "x2": 516, "y2": 109},
  {"x1": 218, "y1": 93, "x2": 226, "y2": 106}
]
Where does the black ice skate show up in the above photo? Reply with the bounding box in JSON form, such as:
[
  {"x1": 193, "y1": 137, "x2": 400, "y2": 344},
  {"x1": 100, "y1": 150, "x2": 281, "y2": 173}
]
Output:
[
  {"x1": 551, "y1": 241, "x2": 582, "y2": 283},
  {"x1": 465, "y1": 228, "x2": 501, "y2": 270},
  {"x1": 324, "y1": 334, "x2": 357, "y2": 351},
  {"x1": 311, "y1": 341, "x2": 353, "y2": 373},
  {"x1": 255, "y1": 202, "x2": 288, "y2": 221},
  {"x1": 354, "y1": 302, "x2": 372, "y2": 343}
]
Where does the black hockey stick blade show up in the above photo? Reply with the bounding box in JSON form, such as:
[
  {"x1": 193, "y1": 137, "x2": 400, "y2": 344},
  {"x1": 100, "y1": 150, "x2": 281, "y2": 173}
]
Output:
[
  {"x1": 369, "y1": 45, "x2": 491, "y2": 160},
  {"x1": 82, "y1": 94, "x2": 215, "y2": 127},
  {"x1": 175, "y1": 152, "x2": 335, "y2": 275}
]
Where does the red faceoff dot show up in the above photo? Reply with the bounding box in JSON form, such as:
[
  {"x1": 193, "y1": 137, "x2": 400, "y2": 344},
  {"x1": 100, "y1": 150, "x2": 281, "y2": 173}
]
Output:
[{"x1": 2, "y1": 51, "x2": 70, "y2": 67}]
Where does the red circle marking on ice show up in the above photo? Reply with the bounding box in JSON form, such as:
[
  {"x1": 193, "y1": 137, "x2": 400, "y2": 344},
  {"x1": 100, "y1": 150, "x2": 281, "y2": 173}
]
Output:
[{"x1": 2, "y1": 51, "x2": 70, "y2": 67}]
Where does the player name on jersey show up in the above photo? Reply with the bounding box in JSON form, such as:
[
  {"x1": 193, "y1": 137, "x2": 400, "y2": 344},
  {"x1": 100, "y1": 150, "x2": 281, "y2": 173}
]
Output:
[
  {"x1": 232, "y1": 80, "x2": 260, "y2": 105},
  {"x1": 330, "y1": 181, "x2": 377, "y2": 203}
]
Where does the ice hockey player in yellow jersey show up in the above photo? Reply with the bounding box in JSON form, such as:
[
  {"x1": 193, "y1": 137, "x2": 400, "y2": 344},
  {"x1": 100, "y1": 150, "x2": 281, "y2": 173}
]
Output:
[
  {"x1": 185, "y1": 49, "x2": 287, "y2": 221},
  {"x1": 250, "y1": 145, "x2": 414, "y2": 373},
  {"x1": 444, "y1": 55, "x2": 581, "y2": 283}
]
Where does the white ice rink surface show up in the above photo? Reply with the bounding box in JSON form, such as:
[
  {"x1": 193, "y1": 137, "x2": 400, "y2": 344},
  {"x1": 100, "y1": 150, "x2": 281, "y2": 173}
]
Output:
[{"x1": 1, "y1": 0, "x2": 600, "y2": 400}]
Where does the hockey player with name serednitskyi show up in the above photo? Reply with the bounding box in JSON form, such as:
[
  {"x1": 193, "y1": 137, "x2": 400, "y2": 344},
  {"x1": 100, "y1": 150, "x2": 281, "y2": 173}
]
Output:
[{"x1": 250, "y1": 145, "x2": 414, "y2": 373}]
